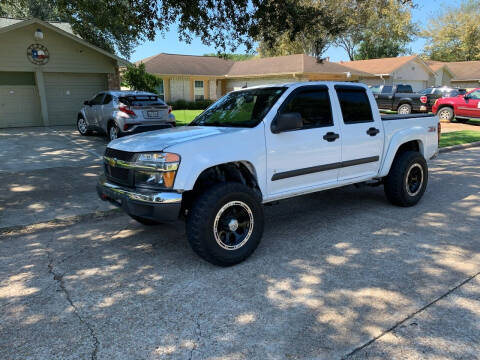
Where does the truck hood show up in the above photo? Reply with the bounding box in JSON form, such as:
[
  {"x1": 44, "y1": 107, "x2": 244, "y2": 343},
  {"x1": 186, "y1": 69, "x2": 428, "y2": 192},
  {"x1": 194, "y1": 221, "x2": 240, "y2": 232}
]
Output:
[{"x1": 108, "y1": 126, "x2": 245, "y2": 152}]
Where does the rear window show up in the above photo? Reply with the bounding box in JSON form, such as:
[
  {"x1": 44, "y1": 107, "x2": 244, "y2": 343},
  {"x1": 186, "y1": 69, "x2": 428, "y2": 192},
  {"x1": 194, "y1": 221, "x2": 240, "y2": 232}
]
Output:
[
  {"x1": 396, "y1": 85, "x2": 412, "y2": 93},
  {"x1": 119, "y1": 95, "x2": 166, "y2": 107},
  {"x1": 381, "y1": 86, "x2": 393, "y2": 94},
  {"x1": 335, "y1": 86, "x2": 374, "y2": 124}
]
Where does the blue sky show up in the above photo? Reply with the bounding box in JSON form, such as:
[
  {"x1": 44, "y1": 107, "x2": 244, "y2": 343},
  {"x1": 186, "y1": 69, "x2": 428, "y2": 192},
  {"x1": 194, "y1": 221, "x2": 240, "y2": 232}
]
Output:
[{"x1": 131, "y1": 0, "x2": 456, "y2": 63}]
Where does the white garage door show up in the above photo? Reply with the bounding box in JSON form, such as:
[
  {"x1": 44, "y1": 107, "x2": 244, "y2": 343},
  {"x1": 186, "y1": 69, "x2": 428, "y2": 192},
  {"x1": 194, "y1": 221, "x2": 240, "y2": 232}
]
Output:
[
  {"x1": 0, "y1": 72, "x2": 42, "y2": 128},
  {"x1": 45, "y1": 73, "x2": 108, "y2": 125}
]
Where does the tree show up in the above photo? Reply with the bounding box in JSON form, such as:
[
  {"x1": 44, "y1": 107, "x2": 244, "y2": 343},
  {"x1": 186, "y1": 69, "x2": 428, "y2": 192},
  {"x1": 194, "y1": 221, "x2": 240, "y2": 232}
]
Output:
[
  {"x1": 335, "y1": 0, "x2": 417, "y2": 60},
  {"x1": 122, "y1": 63, "x2": 162, "y2": 94},
  {"x1": 203, "y1": 53, "x2": 256, "y2": 61},
  {"x1": 423, "y1": 0, "x2": 480, "y2": 62}
]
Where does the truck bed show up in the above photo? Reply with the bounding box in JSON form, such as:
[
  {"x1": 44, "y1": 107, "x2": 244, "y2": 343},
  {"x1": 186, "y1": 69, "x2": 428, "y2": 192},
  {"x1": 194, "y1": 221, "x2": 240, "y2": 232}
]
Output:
[{"x1": 381, "y1": 113, "x2": 434, "y2": 121}]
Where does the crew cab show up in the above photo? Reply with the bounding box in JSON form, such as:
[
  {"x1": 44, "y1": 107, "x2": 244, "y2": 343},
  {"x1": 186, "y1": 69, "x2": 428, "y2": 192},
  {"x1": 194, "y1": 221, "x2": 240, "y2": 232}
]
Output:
[
  {"x1": 432, "y1": 88, "x2": 480, "y2": 123},
  {"x1": 97, "y1": 82, "x2": 439, "y2": 266},
  {"x1": 370, "y1": 84, "x2": 428, "y2": 114},
  {"x1": 77, "y1": 91, "x2": 176, "y2": 141}
]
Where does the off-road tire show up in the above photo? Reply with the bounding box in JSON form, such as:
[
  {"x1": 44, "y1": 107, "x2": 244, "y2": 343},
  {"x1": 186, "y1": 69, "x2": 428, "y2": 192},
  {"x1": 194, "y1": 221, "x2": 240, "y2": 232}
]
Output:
[
  {"x1": 77, "y1": 116, "x2": 92, "y2": 136},
  {"x1": 130, "y1": 215, "x2": 161, "y2": 226},
  {"x1": 186, "y1": 182, "x2": 264, "y2": 266},
  {"x1": 397, "y1": 103, "x2": 412, "y2": 115},
  {"x1": 384, "y1": 151, "x2": 428, "y2": 207}
]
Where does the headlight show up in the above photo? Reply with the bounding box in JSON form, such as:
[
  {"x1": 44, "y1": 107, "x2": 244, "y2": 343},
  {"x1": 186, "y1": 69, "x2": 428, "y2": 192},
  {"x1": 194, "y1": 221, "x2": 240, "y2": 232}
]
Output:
[{"x1": 134, "y1": 152, "x2": 180, "y2": 189}]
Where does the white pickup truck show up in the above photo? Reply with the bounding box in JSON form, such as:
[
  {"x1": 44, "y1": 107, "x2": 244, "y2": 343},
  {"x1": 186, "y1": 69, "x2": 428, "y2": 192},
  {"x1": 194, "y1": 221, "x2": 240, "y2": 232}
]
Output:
[{"x1": 97, "y1": 82, "x2": 439, "y2": 266}]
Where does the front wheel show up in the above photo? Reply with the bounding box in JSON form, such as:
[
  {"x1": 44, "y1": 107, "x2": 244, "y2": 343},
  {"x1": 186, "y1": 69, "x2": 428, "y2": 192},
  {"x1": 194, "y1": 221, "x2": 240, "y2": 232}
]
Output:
[
  {"x1": 437, "y1": 107, "x2": 454, "y2": 122},
  {"x1": 186, "y1": 182, "x2": 264, "y2": 266},
  {"x1": 384, "y1": 151, "x2": 428, "y2": 207},
  {"x1": 77, "y1": 117, "x2": 92, "y2": 136},
  {"x1": 397, "y1": 103, "x2": 412, "y2": 115}
]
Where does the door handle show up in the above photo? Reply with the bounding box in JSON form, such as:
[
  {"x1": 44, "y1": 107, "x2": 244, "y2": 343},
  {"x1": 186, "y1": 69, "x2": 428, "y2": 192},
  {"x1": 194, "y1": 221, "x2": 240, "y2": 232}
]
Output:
[
  {"x1": 367, "y1": 127, "x2": 380, "y2": 136},
  {"x1": 323, "y1": 132, "x2": 340, "y2": 142}
]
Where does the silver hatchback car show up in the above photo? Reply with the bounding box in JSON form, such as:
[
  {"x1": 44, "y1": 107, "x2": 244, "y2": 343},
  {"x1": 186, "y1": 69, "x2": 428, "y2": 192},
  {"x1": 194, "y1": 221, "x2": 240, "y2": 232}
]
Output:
[{"x1": 77, "y1": 90, "x2": 176, "y2": 141}]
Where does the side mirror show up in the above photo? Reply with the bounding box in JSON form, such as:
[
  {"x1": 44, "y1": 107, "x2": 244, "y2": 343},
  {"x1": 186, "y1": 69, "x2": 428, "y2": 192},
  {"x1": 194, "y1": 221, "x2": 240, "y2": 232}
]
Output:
[
  {"x1": 464, "y1": 94, "x2": 470, "y2": 100},
  {"x1": 83, "y1": 100, "x2": 91, "y2": 106},
  {"x1": 271, "y1": 112, "x2": 303, "y2": 133}
]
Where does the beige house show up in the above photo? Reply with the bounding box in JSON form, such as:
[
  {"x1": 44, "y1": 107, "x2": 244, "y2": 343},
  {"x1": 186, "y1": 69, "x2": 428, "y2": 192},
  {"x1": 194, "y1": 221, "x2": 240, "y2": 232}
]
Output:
[
  {"x1": 137, "y1": 53, "x2": 371, "y2": 102},
  {"x1": 339, "y1": 55, "x2": 437, "y2": 92},
  {"x1": 427, "y1": 60, "x2": 480, "y2": 89},
  {"x1": 0, "y1": 17, "x2": 128, "y2": 128}
]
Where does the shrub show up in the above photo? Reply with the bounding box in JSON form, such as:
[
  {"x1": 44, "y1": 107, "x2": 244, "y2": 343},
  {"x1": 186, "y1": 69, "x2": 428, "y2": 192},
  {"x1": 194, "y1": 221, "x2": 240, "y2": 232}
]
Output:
[
  {"x1": 169, "y1": 99, "x2": 214, "y2": 110},
  {"x1": 122, "y1": 63, "x2": 162, "y2": 94}
]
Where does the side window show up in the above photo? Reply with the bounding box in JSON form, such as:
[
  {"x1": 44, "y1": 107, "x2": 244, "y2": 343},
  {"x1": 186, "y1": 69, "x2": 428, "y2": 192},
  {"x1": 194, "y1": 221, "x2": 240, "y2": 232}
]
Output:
[
  {"x1": 469, "y1": 90, "x2": 480, "y2": 99},
  {"x1": 103, "y1": 94, "x2": 113, "y2": 105},
  {"x1": 433, "y1": 89, "x2": 443, "y2": 96},
  {"x1": 281, "y1": 89, "x2": 333, "y2": 129},
  {"x1": 335, "y1": 87, "x2": 374, "y2": 124},
  {"x1": 381, "y1": 85, "x2": 393, "y2": 94},
  {"x1": 91, "y1": 93, "x2": 105, "y2": 105}
]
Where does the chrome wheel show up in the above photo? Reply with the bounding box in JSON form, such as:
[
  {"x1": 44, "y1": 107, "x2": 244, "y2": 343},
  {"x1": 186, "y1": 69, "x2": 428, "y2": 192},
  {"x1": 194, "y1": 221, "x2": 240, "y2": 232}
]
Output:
[
  {"x1": 109, "y1": 126, "x2": 118, "y2": 141},
  {"x1": 213, "y1": 200, "x2": 254, "y2": 251},
  {"x1": 78, "y1": 118, "x2": 88, "y2": 134},
  {"x1": 398, "y1": 104, "x2": 411, "y2": 115},
  {"x1": 405, "y1": 163, "x2": 424, "y2": 197},
  {"x1": 438, "y1": 108, "x2": 452, "y2": 121}
]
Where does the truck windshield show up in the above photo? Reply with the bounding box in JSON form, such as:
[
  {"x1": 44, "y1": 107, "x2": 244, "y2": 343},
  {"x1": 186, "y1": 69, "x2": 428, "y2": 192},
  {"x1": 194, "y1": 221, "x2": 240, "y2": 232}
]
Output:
[{"x1": 191, "y1": 87, "x2": 286, "y2": 127}]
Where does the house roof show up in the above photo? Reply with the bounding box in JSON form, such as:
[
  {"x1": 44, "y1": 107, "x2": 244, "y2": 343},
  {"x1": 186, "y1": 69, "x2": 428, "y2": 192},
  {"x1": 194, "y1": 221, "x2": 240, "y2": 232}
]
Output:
[
  {"x1": 137, "y1": 53, "x2": 234, "y2": 76},
  {"x1": 444, "y1": 61, "x2": 480, "y2": 81},
  {"x1": 339, "y1": 55, "x2": 421, "y2": 76},
  {"x1": 0, "y1": 17, "x2": 129, "y2": 66},
  {"x1": 137, "y1": 53, "x2": 371, "y2": 78}
]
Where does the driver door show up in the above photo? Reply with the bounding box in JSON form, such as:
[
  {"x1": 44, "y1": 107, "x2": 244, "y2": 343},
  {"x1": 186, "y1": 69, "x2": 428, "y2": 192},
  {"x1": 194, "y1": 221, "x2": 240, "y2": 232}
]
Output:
[
  {"x1": 265, "y1": 86, "x2": 341, "y2": 197},
  {"x1": 459, "y1": 90, "x2": 480, "y2": 118}
]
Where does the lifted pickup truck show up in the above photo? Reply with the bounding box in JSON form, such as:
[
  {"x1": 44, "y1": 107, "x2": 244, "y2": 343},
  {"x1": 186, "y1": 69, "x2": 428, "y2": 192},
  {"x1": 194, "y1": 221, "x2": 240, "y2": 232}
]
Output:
[
  {"x1": 97, "y1": 82, "x2": 439, "y2": 266},
  {"x1": 370, "y1": 84, "x2": 428, "y2": 114}
]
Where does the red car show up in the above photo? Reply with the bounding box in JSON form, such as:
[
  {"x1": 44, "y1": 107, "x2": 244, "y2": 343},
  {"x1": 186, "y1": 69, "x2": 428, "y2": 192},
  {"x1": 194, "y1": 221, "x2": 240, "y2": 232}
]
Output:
[{"x1": 432, "y1": 88, "x2": 480, "y2": 122}]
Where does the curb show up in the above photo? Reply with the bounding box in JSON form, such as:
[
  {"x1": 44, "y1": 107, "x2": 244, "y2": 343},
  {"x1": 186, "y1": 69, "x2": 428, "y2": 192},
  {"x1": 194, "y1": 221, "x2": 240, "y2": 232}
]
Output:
[
  {"x1": 439, "y1": 141, "x2": 480, "y2": 154},
  {"x1": 0, "y1": 208, "x2": 123, "y2": 236}
]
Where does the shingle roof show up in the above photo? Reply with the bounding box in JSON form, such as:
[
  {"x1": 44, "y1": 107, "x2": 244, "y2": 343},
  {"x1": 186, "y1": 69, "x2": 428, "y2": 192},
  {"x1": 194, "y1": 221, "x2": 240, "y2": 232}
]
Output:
[
  {"x1": 137, "y1": 53, "x2": 372, "y2": 77},
  {"x1": 444, "y1": 61, "x2": 480, "y2": 81},
  {"x1": 425, "y1": 60, "x2": 446, "y2": 72},
  {"x1": 339, "y1": 55, "x2": 418, "y2": 75},
  {"x1": 137, "y1": 53, "x2": 234, "y2": 76},
  {"x1": 0, "y1": 17, "x2": 75, "y2": 35}
]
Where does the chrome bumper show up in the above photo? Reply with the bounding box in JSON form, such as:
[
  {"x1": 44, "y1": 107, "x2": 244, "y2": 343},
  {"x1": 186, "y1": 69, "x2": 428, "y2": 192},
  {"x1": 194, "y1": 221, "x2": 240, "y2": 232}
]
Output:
[{"x1": 97, "y1": 175, "x2": 182, "y2": 221}]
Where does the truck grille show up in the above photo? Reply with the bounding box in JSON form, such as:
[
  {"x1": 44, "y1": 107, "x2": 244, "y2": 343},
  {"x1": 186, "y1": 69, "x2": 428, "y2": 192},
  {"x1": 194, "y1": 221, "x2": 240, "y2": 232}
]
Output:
[{"x1": 104, "y1": 148, "x2": 135, "y2": 186}]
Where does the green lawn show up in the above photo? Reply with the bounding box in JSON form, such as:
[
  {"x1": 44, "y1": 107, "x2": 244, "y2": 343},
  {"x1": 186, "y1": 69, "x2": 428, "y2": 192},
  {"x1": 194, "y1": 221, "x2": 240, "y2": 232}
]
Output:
[
  {"x1": 439, "y1": 130, "x2": 480, "y2": 148},
  {"x1": 172, "y1": 110, "x2": 203, "y2": 126}
]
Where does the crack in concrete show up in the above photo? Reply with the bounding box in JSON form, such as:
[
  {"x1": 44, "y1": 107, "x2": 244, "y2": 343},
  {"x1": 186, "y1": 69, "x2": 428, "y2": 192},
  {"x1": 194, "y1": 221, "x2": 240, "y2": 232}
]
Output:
[
  {"x1": 342, "y1": 271, "x2": 480, "y2": 359},
  {"x1": 47, "y1": 248, "x2": 99, "y2": 360}
]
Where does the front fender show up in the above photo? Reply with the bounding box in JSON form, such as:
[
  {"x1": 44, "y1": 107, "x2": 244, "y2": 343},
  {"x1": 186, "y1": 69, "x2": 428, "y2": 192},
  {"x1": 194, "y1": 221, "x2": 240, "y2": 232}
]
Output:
[{"x1": 378, "y1": 127, "x2": 425, "y2": 177}]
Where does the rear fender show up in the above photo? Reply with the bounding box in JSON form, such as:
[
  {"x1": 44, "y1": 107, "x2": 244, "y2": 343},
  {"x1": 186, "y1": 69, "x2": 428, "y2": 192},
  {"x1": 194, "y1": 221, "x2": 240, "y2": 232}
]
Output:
[{"x1": 378, "y1": 127, "x2": 425, "y2": 177}]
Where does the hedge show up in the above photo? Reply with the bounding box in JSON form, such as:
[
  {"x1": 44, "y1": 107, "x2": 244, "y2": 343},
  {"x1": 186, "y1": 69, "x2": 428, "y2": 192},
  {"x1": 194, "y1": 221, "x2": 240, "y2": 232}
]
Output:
[{"x1": 169, "y1": 99, "x2": 214, "y2": 110}]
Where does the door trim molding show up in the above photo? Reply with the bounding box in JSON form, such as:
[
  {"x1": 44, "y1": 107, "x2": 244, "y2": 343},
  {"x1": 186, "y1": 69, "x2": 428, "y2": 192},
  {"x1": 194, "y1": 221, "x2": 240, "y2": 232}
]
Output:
[{"x1": 271, "y1": 156, "x2": 379, "y2": 181}]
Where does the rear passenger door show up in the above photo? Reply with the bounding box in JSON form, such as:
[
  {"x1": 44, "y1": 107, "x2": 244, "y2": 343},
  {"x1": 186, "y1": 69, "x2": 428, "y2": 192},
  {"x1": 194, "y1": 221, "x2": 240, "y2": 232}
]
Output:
[
  {"x1": 333, "y1": 85, "x2": 383, "y2": 181},
  {"x1": 265, "y1": 85, "x2": 341, "y2": 197}
]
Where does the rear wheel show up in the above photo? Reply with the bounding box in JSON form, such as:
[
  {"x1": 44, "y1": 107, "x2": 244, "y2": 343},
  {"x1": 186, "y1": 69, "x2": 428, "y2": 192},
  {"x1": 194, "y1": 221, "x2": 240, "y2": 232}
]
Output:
[
  {"x1": 186, "y1": 182, "x2": 264, "y2": 266},
  {"x1": 438, "y1": 107, "x2": 454, "y2": 122},
  {"x1": 384, "y1": 151, "x2": 428, "y2": 207},
  {"x1": 108, "y1": 123, "x2": 120, "y2": 141},
  {"x1": 397, "y1": 103, "x2": 412, "y2": 115},
  {"x1": 77, "y1": 116, "x2": 92, "y2": 136}
]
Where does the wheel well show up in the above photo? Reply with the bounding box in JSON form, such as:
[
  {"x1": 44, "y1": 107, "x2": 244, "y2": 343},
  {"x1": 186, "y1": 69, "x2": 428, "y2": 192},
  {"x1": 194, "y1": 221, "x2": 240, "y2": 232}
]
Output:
[
  {"x1": 437, "y1": 105, "x2": 453, "y2": 112},
  {"x1": 107, "y1": 119, "x2": 116, "y2": 129},
  {"x1": 397, "y1": 102, "x2": 412, "y2": 109},
  {"x1": 182, "y1": 162, "x2": 261, "y2": 212},
  {"x1": 77, "y1": 113, "x2": 84, "y2": 120},
  {"x1": 395, "y1": 140, "x2": 421, "y2": 158}
]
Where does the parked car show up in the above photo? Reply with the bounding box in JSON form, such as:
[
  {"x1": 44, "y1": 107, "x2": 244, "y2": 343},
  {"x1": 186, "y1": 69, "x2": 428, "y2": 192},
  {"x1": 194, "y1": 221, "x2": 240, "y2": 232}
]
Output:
[
  {"x1": 77, "y1": 91, "x2": 176, "y2": 141},
  {"x1": 432, "y1": 88, "x2": 480, "y2": 122},
  {"x1": 97, "y1": 82, "x2": 439, "y2": 266},
  {"x1": 370, "y1": 84, "x2": 428, "y2": 114},
  {"x1": 417, "y1": 86, "x2": 467, "y2": 112}
]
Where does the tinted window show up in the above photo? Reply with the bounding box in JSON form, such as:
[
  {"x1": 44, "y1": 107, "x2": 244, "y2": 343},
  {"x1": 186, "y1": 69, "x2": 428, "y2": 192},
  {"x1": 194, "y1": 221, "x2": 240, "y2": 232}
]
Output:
[
  {"x1": 433, "y1": 89, "x2": 443, "y2": 96},
  {"x1": 336, "y1": 87, "x2": 374, "y2": 124},
  {"x1": 446, "y1": 90, "x2": 459, "y2": 97},
  {"x1": 91, "y1": 93, "x2": 105, "y2": 105},
  {"x1": 418, "y1": 88, "x2": 433, "y2": 95},
  {"x1": 281, "y1": 89, "x2": 333, "y2": 128},
  {"x1": 119, "y1": 95, "x2": 165, "y2": 107},
  {"x1": 381, "y1": 86, "x2": 393, "y2": 94},
  {"x1": 103, "y1": 94, "x2": 113, "y2": 104},
  {"x1": 396, "y1": 85, "x2": 412, "y2": 93}
]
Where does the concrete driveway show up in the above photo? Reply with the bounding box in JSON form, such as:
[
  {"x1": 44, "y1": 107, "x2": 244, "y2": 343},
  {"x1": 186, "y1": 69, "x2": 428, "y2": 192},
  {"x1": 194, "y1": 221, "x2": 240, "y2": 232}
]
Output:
[
  {"x1": 0, "y1": 126, "x2": 114, "y2": 229},
  {"x1": 0, "y1": 127, "x2": 479, "y2": 359}
]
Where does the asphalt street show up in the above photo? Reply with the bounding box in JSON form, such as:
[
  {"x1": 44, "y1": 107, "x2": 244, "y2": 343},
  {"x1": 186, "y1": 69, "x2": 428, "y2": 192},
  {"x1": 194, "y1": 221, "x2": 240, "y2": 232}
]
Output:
[{"x1": 0, "y1": 127, "x2": 479, "y2": 359}]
